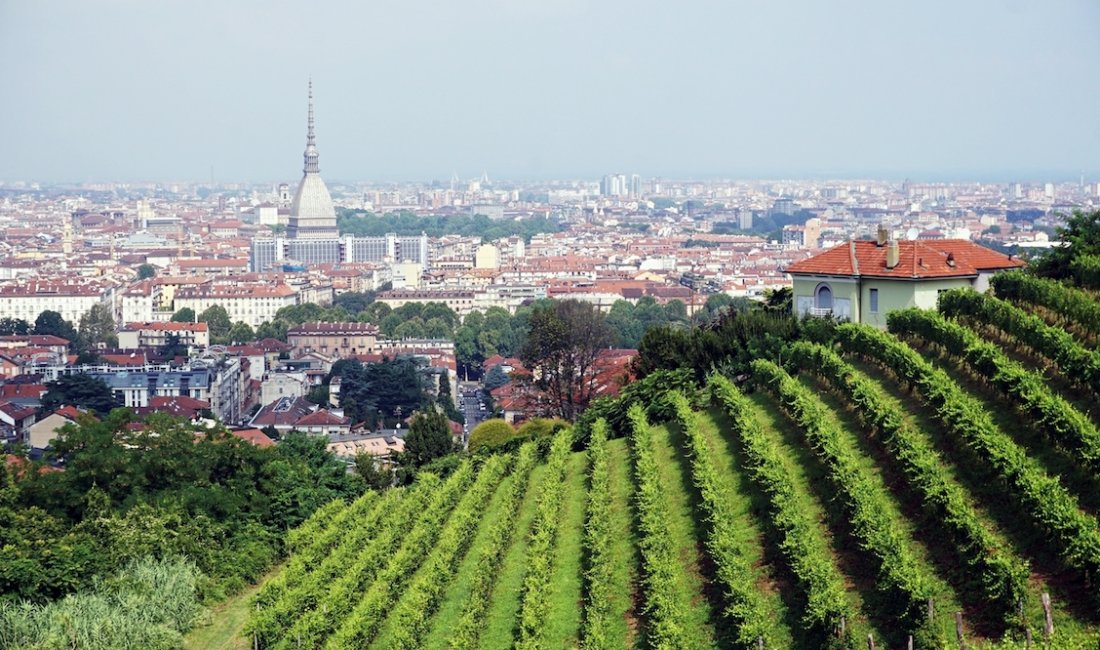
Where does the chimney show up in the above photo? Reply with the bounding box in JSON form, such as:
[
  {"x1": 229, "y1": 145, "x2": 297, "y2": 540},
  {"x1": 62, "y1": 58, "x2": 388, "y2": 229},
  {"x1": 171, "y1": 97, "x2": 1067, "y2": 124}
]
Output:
[
  {"x1": 886, "y1": 240, "x2": 900, "y2": 269},
  {"x1": 876, "y1": 224, "x2": 889, "y2": 246}
]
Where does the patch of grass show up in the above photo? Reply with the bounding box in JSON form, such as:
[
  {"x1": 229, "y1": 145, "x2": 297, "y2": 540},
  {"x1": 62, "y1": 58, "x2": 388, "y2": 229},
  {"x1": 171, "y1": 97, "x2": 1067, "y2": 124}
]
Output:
[
  {"x1": 646, "y1": 423, "x2": 719, "y2": 648},
  {"x1": 479, "y1": 463, "x2": 548, "y2": 649},
  {"x1": 694, "y1": 408, "x2": 796, "y2": 648},
  {"x1": 537, "y1": 451, "x2": 588, "y2": 647},
  {"x1": 184, "y1": 567, "x2": 281, "y2": 650},
  {"x1": 418, "y1": 467, "x2": 519, "y2": 650},
  {"x1": 593, "y1": 436, "x2": 643, "y2": 649}
]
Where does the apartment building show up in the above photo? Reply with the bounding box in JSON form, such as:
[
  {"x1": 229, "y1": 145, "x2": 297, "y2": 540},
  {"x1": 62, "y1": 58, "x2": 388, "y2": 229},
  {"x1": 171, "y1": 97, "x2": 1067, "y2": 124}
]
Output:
[
  {"x1": 173, "y1": 283, "x2": 298, "y2": 328},
  {"x1": 0, "y1": 281, "x2": 112, "y2": 325},
  {"x1": 117, "y1": 321, "x2": 210, "y2": 351},
  {"x1": 287, "y1": 321, "x2": 380, "y2": 359}
]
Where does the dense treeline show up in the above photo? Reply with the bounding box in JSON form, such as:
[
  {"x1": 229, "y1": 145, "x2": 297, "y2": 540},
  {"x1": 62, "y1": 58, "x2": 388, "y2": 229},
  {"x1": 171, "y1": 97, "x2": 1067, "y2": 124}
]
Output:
[
  {"x1": 1, "y1": 409, "x2": 362, "y2": 605},
  {"x1": 336, "y1": 209, "x2": 560, "y2": 242},
  {"x1": 633, "y1": 305, "x2": 803, "y2": 382}
]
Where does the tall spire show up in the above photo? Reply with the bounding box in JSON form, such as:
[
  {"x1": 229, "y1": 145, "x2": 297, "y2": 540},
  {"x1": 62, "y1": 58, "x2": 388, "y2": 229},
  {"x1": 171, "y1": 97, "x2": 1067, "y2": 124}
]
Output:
[{"x1": 303, "y1": 79, "x2": 320, "y2": 175}]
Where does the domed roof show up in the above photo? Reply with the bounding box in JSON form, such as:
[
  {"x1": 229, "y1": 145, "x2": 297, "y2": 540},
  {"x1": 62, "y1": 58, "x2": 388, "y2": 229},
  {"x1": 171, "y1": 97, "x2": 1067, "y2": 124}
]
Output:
[
  {"x1": 290, "y1": 173, "x2": 337, "y2": 224},
  {"x1": 287, "y1": 81, "x2": 338, "y2": 239}
]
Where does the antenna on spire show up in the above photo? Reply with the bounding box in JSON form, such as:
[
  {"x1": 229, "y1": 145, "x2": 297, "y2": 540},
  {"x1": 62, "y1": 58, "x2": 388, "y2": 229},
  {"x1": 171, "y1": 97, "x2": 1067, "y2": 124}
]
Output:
[
  {"x1": 303, "y1": 79, "x2": 320, "y2": 174},
  {"x1": 307, "y1": 78, "x2": 315, "y2": 143}
]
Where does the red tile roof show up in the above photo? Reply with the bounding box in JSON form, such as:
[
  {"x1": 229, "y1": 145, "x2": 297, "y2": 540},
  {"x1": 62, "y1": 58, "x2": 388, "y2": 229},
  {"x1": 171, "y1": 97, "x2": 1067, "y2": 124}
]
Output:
[
  {"x1": 5, "y1": 455, "x2": 61, "y2": 477},
  {"x1": 122, "y1": 321, "x2": 209, "y2": 332},
  {"x1": 295, "y1": 409, "x2": 349, "y2": 427},
  {"x1": 0, "y1": 384, "x2": 46, "y2": 399},
  {"x1": 53, "y1": 405, "x2": 87, "y2": 420},
  {"x1": 227, "y1": 428, "x2": 275, "y2": 447},
  {"x1": 784, "y1": 239, "x2": 1023, "y2": 280},
  {"x1": 146, "y1": 395, "x2": 210, "y2": 418}
]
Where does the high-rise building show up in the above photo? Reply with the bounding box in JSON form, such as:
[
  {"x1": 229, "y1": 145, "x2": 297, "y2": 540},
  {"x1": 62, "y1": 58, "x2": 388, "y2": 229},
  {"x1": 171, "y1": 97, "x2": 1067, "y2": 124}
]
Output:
[{"x1": 286, "y1": 81, "x2": 339, "y2": 239}]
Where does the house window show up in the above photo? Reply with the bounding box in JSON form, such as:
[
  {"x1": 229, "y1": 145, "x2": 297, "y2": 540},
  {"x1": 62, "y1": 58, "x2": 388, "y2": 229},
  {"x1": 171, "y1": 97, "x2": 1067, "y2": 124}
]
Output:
[
  {"x1": 869, "y1": 288, "x2": 879, "y2": 313},
  {"x1": 815, "y1": 283, "x2": 833, "y2": 310}
]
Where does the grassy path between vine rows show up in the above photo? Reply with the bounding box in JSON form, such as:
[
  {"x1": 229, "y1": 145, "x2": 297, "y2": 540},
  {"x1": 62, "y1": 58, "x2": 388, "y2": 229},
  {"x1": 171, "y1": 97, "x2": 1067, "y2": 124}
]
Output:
[
  {"x1": 907, "y1": 339, "x2": 1100, "y2": 519},
  {"x1": 844, "y1": 356, "x2": 1100, "y2": 634},
  {"x1": 959, "y1": 318, "x2": 1100, "y2": 423},
  {"x1": 417, "y1": 462, "x2": 519, "y2": 649},
  {"x1": 184, "y1": 566, "x2": 283, "y2": 650},
  {"x1": 741, "y1": 392, "x2": 884, "y2": 646},
  {"x1": 646, "y1": 422, "x2": 720, "y2": 647},
  {"x1": 381, "y1": 463, "x2": 517, "y2": 650},
  {"x1": 601, "y1": 436, "x2": 643, "y2": 648},
  {"x1": 693, "y1": 407, "x2": 797, "y2": 648},
  {"x1": 796, "y1": 374, "x2": 968, "y2": 644},
  {"x1": 479, "y1": 462, "x2": 549, "y2": 649},
  {"x1": 536, "y1": 450, "x2": 588, "y2": 648}
]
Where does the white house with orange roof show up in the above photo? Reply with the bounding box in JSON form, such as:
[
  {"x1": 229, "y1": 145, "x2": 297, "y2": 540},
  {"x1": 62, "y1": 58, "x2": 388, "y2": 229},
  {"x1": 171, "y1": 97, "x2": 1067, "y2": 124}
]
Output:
[{"x1": 784, "y1": 228, "x2": 1024, "y2": 328}]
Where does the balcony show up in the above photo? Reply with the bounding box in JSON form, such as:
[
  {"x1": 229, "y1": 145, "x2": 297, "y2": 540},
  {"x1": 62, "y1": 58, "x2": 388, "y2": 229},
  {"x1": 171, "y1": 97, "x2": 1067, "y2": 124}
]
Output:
[{"x1": 808, "y1": 307, "x2": 833, "y2": 317}]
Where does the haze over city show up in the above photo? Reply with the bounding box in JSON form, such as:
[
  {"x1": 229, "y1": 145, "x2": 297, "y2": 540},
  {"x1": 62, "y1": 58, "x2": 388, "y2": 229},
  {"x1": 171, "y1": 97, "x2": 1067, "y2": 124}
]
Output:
[{"x1": 2, "y1": 0, "x2": 1098, "y2": 183}]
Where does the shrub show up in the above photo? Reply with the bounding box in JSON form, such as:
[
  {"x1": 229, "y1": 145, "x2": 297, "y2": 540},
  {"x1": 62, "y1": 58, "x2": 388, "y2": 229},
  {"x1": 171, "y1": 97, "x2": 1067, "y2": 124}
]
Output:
[
  {"x1": 469, "y1": 419, "x2": 518, "y2": 453},
  {"x1": 515, "y1": 417, "x2": 569, "y2": 441}
]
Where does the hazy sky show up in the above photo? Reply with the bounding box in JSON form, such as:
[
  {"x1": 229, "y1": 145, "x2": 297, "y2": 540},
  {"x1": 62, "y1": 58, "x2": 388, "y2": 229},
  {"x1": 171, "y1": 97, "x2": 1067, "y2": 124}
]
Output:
[{"x1": 1, "y1": 0, "x2": 1097, "y2": 183}]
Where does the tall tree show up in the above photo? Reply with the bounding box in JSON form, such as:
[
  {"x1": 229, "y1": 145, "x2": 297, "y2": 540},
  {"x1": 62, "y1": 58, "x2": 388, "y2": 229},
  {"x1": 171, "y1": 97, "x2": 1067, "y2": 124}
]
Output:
[
  {"x1": 255, "y1": 319, "x2": 289, "y2": 342},
  {"x1": 334, "y1": 356, "x2": 426, "y2": 426},
  {"x1": 78, "y1": 303, "x2": 118, "y2": 349},
  {"x1": 333, "y1": 290, "x2": 376, "y2": 315},
  {"x1": 520, "y1": 299, "x2": 614, "y2": 421},
  {"x1": 159, "y1": 333, "x2": 188, "y2": 358},
  {"x1": 198, "y1": 305, "x2": 232, "y2": 344},
  {"x1": 0, "y1": 317, "x2": 31, "y2": 336},
  {"x1": 402, "y1": 408, "x2": 454, "y2": 469},
  {"x1": 1032, "y1": 208, "x2": 1100, "y2": 280},
  {"x1": 226, "y1": 321, "x2": 255, "y2": 344},
  {"x1": 40, "y1": 374, "x2": 117, "y2": 416},
  {"x1": 33, "y1": 311, "x2": 79, "y2": 347},
  {"x1": 353, "y1": 452, "x2": 393, "y2": 490},
  {"x1": 170, "y1": 308, "x2": 196, "y2": 323},
  {"x1": 136, "y1": 264, "x2": 157, "y2": 280}
]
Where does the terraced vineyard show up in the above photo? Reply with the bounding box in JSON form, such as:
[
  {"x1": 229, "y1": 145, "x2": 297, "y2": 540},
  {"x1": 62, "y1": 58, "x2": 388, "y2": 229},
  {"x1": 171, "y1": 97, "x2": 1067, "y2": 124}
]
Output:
[{"x1": 246, "y1": 275, "x2": 1100, "y2": 649}]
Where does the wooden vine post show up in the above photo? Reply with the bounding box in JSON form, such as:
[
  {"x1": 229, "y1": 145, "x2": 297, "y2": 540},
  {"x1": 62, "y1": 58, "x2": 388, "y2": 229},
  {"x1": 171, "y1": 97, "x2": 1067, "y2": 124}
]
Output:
[{"x1": 1041, "y1": 592, "x2": 1054, "y2": 641}]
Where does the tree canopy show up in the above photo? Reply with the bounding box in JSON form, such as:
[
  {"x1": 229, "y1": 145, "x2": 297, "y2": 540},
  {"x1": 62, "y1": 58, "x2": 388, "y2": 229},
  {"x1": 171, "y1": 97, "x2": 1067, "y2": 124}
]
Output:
[
  {"x1": 332, "y1": 356, "x2": 427, "y2": 428},
  {"x1": 34, "y1": 310, "x2": 78, "y2": 346},
  {"x1": 519, "y1": 299, "x2": 614, "y2": 421},
  {"x1": 468, "y1": 419, "x2": 517, "y2": 453},
  {"x1": 198, "y1": 305, "x2": 232, "y2": 344},
  {"x1": 0, "y1": 317, "x2": 31, "y2": 336},
  {"x1": 2, "y1": 410, "x2": 362, "y2": 603},
  {"x1": 402, "y1": 408, "x2": 455, "y2": 469},
  {"x1": 40, "y1": 375, "x2": 117, "y2": 416},
  {"x1": 337, "y1": 209, "x2": 559, "y2": 243},
  {"x1": 78, "y1": 303, "x2": 117, "y2": 349},
  {"x1": 1031, "y1": 208, "x2": 1100, "y2": 281},
  {"x1": 170, "y1": 308, "x2": 196, "y2": 323}
]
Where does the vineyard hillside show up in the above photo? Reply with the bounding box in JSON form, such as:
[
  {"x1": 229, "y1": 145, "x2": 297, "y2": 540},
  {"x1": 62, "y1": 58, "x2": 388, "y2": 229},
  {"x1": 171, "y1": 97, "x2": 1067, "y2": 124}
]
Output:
[{"x1": 245, "y1": 276, "x2": 1100, "y2": 649}]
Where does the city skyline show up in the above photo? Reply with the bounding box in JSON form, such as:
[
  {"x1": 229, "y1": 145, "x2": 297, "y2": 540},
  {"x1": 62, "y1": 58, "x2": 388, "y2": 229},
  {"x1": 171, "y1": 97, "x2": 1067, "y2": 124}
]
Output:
[{"x1": 1, "y1": 0, "x2": 1098, "y2": 183}]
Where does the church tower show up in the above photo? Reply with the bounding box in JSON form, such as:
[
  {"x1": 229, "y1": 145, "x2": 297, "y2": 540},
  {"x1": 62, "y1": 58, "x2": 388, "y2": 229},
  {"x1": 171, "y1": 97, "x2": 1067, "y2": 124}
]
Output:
[{"x1": 286, "y1": 81, "x2": 339, "y2": 239}]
